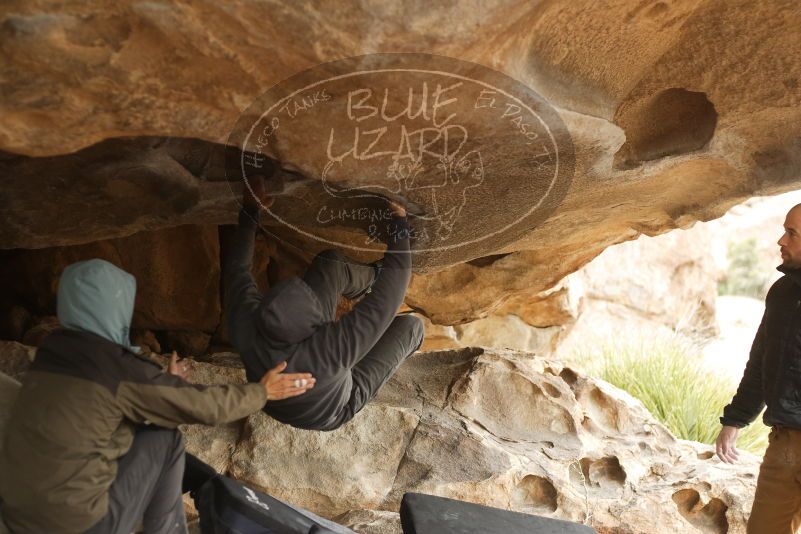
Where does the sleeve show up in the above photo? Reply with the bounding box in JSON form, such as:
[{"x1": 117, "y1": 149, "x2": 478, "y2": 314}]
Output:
[
  {"x1": 223, "y1": 206, "x2": 264, "y2": 347},
  {"x1": 297, "y1": 215, "x2": 412, "y2": 372},
  {"x1": 720, "y1": 306, "x2": 767, "y2": 428},
  {"x1": 116, "y1": 364, "x2": 267, "y2": 428}
]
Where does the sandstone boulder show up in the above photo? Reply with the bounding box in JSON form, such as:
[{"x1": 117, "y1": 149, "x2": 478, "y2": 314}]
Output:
[
  {"x1": 0, "y1": 341, "x2": 35, "y2": 381},
  {"x1": 414, "y1": 221, "x2": 716, "y2": 357},
  {"x1": 555, "y1": 222, "x2": 719, "y2": 360},
  {"x1": 0, "y1": 341, "x2": 759, "y2": 532},
  {"x1": 0, "y1": 225, "x2": 222, "y2": 333},
  {"x1": 21, "y1": 316, "x2": 60, "y2": 347},
  {"x1": 160, "y1": 330, "x2": 212, "y2": 359},
  {"x1": 181, "y1": 347, "x2": 757, "y2": 533},
  {"x1": 130, "y1": 329, "x2": 162, "y2": 356},
  {"x1": 335, "y1": 510, "x2": 402, "y2": 534}
]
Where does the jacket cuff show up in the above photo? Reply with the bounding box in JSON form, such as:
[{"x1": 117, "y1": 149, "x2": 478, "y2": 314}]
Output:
[
  {"x1": 719, "y1": 416, "x2": 747, "y2": 428},
  {"x1": 386, "y1": 215, "x2": 409, "y2": 247},
  {"x1": 251, "y1": 382, "x2": 268, "y2": 403}
]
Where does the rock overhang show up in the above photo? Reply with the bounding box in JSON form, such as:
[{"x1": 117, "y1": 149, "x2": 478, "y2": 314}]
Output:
[{"x1": 1, "y1": 0, "x2": 800, "y2": 325}]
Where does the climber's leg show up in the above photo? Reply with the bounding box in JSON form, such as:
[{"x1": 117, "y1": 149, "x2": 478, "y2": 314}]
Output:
[
  {"x1": 321, "y1": 314, "x2": 424, "y2": 430},
  {"x1": 302, "y1": 249, "x2": 377, "y2": 322}
]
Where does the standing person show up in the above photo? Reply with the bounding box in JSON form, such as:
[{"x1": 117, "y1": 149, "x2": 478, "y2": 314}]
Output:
[
  {"x1": 717, "y1": 203, "x2": 801, "y2": 533},
  {"x1": 223, "y1": 172, "x2": 424, "y2": 431},
  {"x1": 0, "y1": 258, "x2": 315, "y2": 534}
]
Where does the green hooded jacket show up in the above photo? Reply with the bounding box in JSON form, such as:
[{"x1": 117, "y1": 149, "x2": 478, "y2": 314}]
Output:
[{"x1": 0, "y1": 259, "x2": 266, "y2": 533}]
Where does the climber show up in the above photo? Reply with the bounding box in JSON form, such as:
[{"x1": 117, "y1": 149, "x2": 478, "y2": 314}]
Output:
[
  {"x1": 0, "y1": 258, "x2": 315, "y2": 534},
  {"x1": 223, "y1": 166, "x2": 425, "y2": 431},
  {"x1": 715, "y1": 203, "x2": 801, "y2": 533}
]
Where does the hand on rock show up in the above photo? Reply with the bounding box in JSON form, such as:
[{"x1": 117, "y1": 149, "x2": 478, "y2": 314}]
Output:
[{"x1": 260, "y1": 361, "x2": 316, "y2": 401}]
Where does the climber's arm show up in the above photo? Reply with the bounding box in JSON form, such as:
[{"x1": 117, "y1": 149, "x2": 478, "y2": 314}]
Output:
[
  {"x1": 223, "y1": 205, "x2": 262, "y2": 312},
  {"x1": 223, "y1": 175, "x2": 272, "y2": 348}
]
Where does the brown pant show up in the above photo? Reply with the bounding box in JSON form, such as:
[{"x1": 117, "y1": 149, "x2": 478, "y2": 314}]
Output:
[{"x1": 748, "y1": 426, "x2": 801, "y2": 534}]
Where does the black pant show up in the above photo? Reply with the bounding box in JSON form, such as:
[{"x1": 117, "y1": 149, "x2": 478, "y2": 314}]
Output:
[
  {"x1": 85, "y1": 427, "x2": 187, "y2": 534},
  {"x1": 302, "y1": 249, "x2": 424, "y2": 430}
]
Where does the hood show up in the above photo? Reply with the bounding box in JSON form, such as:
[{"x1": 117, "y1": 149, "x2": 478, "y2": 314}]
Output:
[
  {"x1": 56, "y1": 258, "x2": 138, "y2": 351},
  {"x1": 256, "y1": 277, "x2": 326, "y2": 345}
]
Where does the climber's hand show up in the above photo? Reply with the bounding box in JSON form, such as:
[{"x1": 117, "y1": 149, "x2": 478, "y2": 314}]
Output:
[
  {"x1": 243, "y1": 174, "x2": 274, "y2": 210},
  {"x1": 260, "y1": 361, "x2": 316, "y2": 401},
  {"x1": 387, "y1": 199, "x2": 406, "y2": 218},
  {"x1": 715, "y1": 425, "x2": 741, "y2": 464}
]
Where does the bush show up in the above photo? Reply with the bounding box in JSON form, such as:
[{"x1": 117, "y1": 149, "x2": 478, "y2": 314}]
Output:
[
  {"x1": 573, "y1": 334, "x2": 769, "y2": 455},
  {"x1": 718, "y1": 238, "x2": 771, "y2": 299}
]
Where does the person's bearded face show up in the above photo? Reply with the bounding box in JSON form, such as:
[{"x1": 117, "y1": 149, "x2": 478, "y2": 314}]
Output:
[{"x1": 778, "y1": 207, "x2": 801, "y2": 268}]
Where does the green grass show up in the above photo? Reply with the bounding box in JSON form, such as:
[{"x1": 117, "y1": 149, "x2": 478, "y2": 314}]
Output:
[
  {"x1": 718, "y1": 237, "x2": 771, "y2": 299},
  {"x1": 571, "y1": 334, "x2": 769, "y2": 455}
]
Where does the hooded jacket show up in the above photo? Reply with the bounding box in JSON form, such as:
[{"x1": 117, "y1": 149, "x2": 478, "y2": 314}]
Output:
[
  {"x1": 0, "y1": 259, "x2": 267, "y2": 533},
  {"x1": 224, "y1": 207, "x2": 411, "y2": 429},
  {"x1": 722, "y1": 265, "x2": 801, "y2": 429},
  {"x1": 56, "y1": 258, "x2": 140, "y2": 351}
]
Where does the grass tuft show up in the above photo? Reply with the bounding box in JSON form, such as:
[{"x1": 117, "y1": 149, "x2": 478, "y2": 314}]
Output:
[{"x1": 571, "y1": 334, "x2": 769, "y2": 455}]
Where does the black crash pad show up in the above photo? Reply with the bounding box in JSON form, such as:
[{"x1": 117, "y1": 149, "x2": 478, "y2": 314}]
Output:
[
  {"x1": 185, "y1": 453, "x2": 355, "y2": 534},
  {"x1": 400, "y1": 493, "x2": 597, "y2": 534}
]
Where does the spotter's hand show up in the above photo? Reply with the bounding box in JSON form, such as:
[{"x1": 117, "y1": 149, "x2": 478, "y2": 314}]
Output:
[{"x1": 260, "y1": 361, "x2": 316, "y2": 401}]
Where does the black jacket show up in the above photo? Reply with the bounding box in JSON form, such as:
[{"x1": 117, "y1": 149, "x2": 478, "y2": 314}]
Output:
[
  {"x1": 721, "y1": 265, "x2": 801, "y2": 429},
  {"x1": 223, "y1": 206, "x2": 412, "y2": 430}
]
